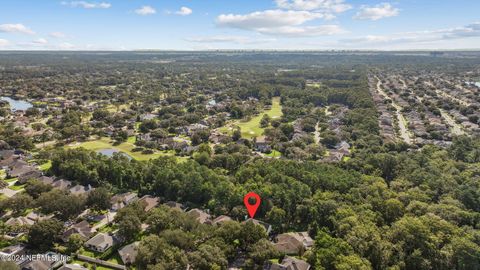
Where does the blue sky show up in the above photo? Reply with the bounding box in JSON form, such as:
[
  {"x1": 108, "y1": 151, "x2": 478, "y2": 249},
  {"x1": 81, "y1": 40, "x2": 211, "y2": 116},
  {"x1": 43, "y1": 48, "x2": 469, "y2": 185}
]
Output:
[{"x1": 0, "y1": 0, "x2": 479, "y2": 50}]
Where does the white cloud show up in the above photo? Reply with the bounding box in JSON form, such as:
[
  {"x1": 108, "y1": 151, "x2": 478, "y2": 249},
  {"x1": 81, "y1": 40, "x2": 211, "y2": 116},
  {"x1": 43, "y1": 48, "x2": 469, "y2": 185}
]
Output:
[
  {"x1": 32, "y1": 38, "x2": 48, "y2": 45},
  {"x1": 176, "y1": 6, "x2": 192, "y2": 16},
  {"x1": 218, "y1": 10, "x2": 325, "y2": 29},
  {"x1": 342, "y1": 22, "x2": 480, "y2": 47},
  {"x1": 61, "y1": 1, "x2": 111, "y2": 9},
  {"x1": 259, "y1": 25, "x2": 346, "y2": 36},
  {"x1": 354, "y1": 3, "x2": 399, "y2": 21},
  {"x1": 0, "y1": 39, "x2": 9, "y2": 47},
  {"x1": 275, "y1": 0, "x2": 352, "y2": 13},
  {"x1": 216, "y1": 9, "x2": 343, "y2": 37},
  {"x1": 0, "y1": 23, "x2": 34, "y2": 35},
  {"x1": 186, "y1": 35, "x2": 276, "y2": 44},
  {"x1": 135, "y1": 6, "x2": 156, "y2": 15},
  {"x1": 58, "y1": 42, "x2": 76, "y2": 49},
  {"x1": 49, "y1": 32, "x2": 67, "y2": 38}
]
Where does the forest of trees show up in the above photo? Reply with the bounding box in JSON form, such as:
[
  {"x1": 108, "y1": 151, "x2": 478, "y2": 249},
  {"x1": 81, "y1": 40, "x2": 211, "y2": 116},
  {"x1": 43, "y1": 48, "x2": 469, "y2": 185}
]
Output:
[{"x1": 44, "y1": 134, "x2": 480, "y2": 269}]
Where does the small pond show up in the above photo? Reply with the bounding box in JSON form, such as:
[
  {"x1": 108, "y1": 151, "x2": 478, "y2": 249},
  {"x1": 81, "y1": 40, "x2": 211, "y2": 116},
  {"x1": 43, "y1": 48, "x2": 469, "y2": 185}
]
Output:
[{"x1": 0, "y1": 96, "x2": 33, "y2": 111}]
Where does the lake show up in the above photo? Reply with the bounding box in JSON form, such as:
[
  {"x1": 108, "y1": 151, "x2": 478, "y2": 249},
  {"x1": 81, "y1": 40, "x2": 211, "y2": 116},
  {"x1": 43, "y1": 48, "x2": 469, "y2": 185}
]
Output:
[
  {"x1": 0, "y1": 96, "x2": 33, "y2": 111},
  {"x1": 97, "y1": 148, "x2": 132, "y2": 159}
]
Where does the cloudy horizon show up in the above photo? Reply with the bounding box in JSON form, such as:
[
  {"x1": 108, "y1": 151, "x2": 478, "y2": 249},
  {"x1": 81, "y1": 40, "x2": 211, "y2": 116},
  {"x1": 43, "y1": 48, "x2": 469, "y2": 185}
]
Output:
[{"x1": 0, "y1": 0, "x2": 479, "y2": 51}]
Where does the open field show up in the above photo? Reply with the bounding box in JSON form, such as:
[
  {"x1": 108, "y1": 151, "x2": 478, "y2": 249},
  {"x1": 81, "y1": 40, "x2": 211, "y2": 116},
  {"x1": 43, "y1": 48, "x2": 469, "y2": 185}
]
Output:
[
  {"x1": 67, "y1": 137, "x2": 173, "y2": 161},
  {"x1": 220, "y1": 97, "x2": 282, "y2": 139}
]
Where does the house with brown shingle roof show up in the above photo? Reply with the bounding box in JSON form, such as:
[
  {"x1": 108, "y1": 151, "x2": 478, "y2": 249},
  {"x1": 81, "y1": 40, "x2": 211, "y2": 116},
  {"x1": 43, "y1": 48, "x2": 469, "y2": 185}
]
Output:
[
  {"x1": 110, "y1": 192, "x2": 138, "y2": 211},
  {"x1": 118, "y1": 241, "x2": 139, "y2": 265},
  {"x1": 51, "y1": 179, "x2": 72, "y2": 190},
  {"x1": 62, "y1": 220, "x2": 95, "y2": 242},
  {"x1": 187, "y1": 208, "x2": 211, "y2": 224},
  {"x1": 5, "y1": 216, "x2": 34, "y2": 226},
  {"x1": 274, "y1": 232, "x2": 314, "y2": 255},
  {"x1": 212, "y1": 215, "x2": 232, "y2": 225},
  {"x1": 267, "y1": 256, "x2": 311, "y2": 270},
  {"x1": 69, "y1": 184, "x2": 93, "y2": 196},
  {"x1": 138, "y1": 195, "x2": 160, "y2": 212}
]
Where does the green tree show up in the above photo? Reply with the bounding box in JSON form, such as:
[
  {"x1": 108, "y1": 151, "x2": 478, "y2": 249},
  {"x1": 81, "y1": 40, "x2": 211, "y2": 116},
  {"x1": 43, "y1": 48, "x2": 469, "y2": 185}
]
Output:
[
  {"x1": 28, "y1": 219, "x2": 63, "y2": 252},
  {"x1": 66, "y1": 233, "x2": 84, "y2": 254},
  {"x1": 25, "y1": 179, "x2": 52, "y2": 199},
  {"x1": 5, "y1": 193, "x2": 33, "y2": 215},
  {"x1": 86, "y1": 187, "x2": 112, "y2": 211}
]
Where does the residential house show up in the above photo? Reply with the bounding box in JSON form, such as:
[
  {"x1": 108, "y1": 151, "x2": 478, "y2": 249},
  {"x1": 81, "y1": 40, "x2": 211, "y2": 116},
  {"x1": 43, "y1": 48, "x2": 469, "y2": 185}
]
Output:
[
  {"x1": 118, "y1": 241, "x2": 139, "y2": 265},
  {"x1": 323, "y1": 151, "x2": 344, "y2": 163},
  {"x1": 187, "y1": 208, "x2": 211, "y2": 224},
  {"x1": 243, "y1": 219, "x2": 272, "y2": 235},
  {"x1": 0, "y1": 244, "x2": 26, "y2": 264},
  {"x1": 8, "y1": 164, "x2": 36, "y2": 178},
  {"x1": 69, "y1": 184, "x2": 93, "y2": 196},
  {"x1": 84, "y1": 233, "x2": 116, "y2": 253},
  {"x1": 255, "y1": 136, "x2": 271, "y2": 153},
  {"x1": 37, "y1": 176, "x2": 55, "y2": 185},
  {"x1": 274, "y1": 232, "x2": 314, "y2": 255},
  {"x1": 140, "y1": 113, "x2": 156, "y2": 121},
  {"x1": 138, "y1": 195, "x2": 160, "y2": 212},
  {"x1": 17, "y1": 169, "x2": 43, "y2": 184},
  {"x1": 58, "y1": 264, "x2": 88, "y2": 270},
  {"x1": 185, "y1": 123, "x2": 208, "y2": 136},
  {"x1": 25, "y1": 212, "x2": 52, "y2": 223},
  {"x1": 21, "y1": 252, "x2": 63, "y2": 270},
  {"x1": 267, "y1": 256, "x2": 311, "y2": 270},
  {"x1": 6, "y1": 216, "x2": 34, "y2": 227},
  {"x1": 212, "y1": 215, "x2": 232, "y2": 225},
  {"x1": 0, "y1": 150, "x2": 15, "y2": 161},
  {"x1": 110, "y1": 192, "x2": 138, "y2": 211},
  {"x1": 51, "y1": 179, "x2": 72, "y2": 190},
  {"x1": 21, "y1": 260, "x2": 54, "y2": 270},
  {"x1": 62, "y1": 220, "x2": 95, "y2": 242},
  {"x1": 164, "y1": 201, "x2": 185, "y2": 210},
  {"x1": 0, "y1": 155, "x2": 18, "y2": 168}
]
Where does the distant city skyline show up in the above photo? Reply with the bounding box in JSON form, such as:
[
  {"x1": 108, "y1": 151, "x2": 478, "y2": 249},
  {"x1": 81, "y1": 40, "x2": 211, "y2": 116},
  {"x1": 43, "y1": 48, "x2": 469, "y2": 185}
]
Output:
[{"x1": 0, "y1": 0, "x2": 479, "y2": 50}]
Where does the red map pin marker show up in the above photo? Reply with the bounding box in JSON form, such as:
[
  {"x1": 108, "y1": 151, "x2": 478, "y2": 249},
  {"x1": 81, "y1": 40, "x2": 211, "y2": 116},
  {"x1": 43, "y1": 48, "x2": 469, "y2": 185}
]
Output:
[{"x1": 243, "y1": 192, "x2": 261, "y2": 218}]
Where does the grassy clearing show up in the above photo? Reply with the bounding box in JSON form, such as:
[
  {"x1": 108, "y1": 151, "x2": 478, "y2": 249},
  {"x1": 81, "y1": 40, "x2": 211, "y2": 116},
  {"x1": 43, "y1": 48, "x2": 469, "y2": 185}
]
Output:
[
  {"x1": 67, "y1": 137, "x2": 173, "y2": 161},
  {"x1": 265, "y1": 150, "x2": 282, "y2": 158},
  {"x1": 72, "y1": 259, "x2": 116, "y2": 270},
  {"x1": 307, "y1": 82, "x2": 322, "y2": 88},
  {"x1": 9, "y1": 183, "x2": 25, "y2": 191},
  {"x1": 106, "y1": 103, "x2": 130, "y2": 113},
  {"x1": 5, "y1": 177, "x2": 18, "y2": 183},
  {"x1": 39, "y1": 161, "x2": 52, "y2": 171},
  {"x1": 221, "y1": 97, "x2": 283, "y2": 139}
]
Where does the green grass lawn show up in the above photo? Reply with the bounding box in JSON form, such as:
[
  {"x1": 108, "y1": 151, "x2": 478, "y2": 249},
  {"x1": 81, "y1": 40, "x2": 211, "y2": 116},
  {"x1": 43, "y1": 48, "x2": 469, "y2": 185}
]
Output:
[
  {"x1": 106, "y1": 253, "x2": 122, "y2": 264},
  {"x1": 105, "y1": 103, "x2": 129, "y2": 113},
  {"x1": 67, "y1": 137, "x2": 173, "y2": 161},
  {"x1": 79, "y1": 248, "x2": 100, "y2": 258},
  {"x1": 0, "y1": 170, "x2": 5, "y2": 180},
  {"x1": 9, "y1": 183, "x2": 26, "y2": 191},
  {"x1": 72, "y1": 259, "x2": 117, "y2": 270},
  {"x1": 221, "y1": 97, "x2": 283, "y2": 139},
  {"x1": 39, "y1": 161, "x2": 52, "y2": 171},
  {"x1": 265, "y1": 150, "x2": 282, "y2": 158},
  {"x1": 5, "y1": 177, "x2": 18, "y2": 183}
]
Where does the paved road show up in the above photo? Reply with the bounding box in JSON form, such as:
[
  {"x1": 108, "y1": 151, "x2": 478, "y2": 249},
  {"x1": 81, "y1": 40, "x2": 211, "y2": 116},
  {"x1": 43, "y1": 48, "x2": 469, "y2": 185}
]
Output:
[{"x1": 375, "y1": 77, "x2": 412, "y2": 144}]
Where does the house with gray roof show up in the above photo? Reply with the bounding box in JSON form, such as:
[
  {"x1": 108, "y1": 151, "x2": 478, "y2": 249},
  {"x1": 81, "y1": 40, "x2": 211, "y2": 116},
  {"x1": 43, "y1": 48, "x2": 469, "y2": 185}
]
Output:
[
  {"x1": 267, "y1": 256, "x2": 311, "y2": 270},
  {"x1": 118, "y1": 241, "x2": 139, "y2": 265},
  {"x1": 84, "y1": 233, "x2": 117, "y2": 253}
]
